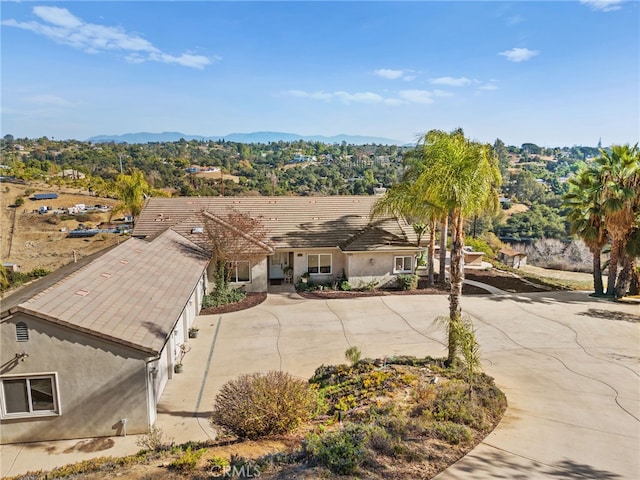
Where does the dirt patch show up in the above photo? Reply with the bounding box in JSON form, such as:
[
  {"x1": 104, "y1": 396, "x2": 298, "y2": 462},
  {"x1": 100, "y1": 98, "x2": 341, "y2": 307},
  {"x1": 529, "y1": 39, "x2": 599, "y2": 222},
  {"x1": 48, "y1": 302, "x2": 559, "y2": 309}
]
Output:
[
  {"x1": 465, "y1": 269, "x2": 550, "y2": 293},
  {"x1": 1, "y1": 182, "x2": 121, "y2": 272}
]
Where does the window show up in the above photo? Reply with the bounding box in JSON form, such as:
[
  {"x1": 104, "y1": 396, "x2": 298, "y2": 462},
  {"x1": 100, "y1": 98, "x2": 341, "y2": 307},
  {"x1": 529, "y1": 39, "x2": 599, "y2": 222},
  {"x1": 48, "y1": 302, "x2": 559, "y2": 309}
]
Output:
[
  {"x1": 308, "y1": 254, "x2": 332, "y2": 275},
  {"x1": 1, "y1": 374, "x2": 60, "y2": 418},
  {"x1": 15, "y1": 322, "x2": 28, "y2": 342},
  {"x1": 394, "y1": 256, "x2": 413, "y2": 274},
  {"x1": 227, "y1": 261, "x2": 250, "y2": 282}
]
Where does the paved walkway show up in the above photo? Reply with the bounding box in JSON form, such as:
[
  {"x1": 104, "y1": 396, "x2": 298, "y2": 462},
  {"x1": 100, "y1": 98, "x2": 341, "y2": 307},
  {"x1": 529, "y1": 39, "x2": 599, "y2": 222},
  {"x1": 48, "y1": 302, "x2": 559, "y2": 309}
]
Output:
[{"x1": 1, "y1": 290, "x2": 639, "y2": 478}]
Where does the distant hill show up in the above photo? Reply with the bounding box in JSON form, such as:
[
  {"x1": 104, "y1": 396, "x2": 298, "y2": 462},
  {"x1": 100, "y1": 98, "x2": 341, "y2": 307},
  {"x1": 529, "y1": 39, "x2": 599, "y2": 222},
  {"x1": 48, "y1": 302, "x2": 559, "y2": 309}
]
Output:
[{"x1": 86, "y1": 131, "x2": 403, "y2": 145}]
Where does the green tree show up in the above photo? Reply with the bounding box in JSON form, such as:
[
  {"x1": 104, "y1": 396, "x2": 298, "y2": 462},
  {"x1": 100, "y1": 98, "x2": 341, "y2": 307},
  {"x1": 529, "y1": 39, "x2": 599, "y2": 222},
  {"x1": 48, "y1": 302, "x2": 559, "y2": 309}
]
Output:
[
  {"x1": 595, "y1": 144, "x2": 640, "y2": 297},
  {"x1": 415, "y1": 129, "x2": 500, "y2": 365},
  {"x1": 564, "y1": 168, "x2": 608, "y2": 296},
  {"x1": 112, "y1": 170, "x2": 167, "y2": 222},
  {"x1": 371, "y1": 150, "x2": 445, "y2": 287}
]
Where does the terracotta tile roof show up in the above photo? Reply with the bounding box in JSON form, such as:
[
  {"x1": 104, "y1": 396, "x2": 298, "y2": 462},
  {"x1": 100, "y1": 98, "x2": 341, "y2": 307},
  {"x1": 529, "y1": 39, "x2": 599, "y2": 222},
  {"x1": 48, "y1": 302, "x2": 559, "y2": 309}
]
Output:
[
  {"x1": 134, "y1": 196, "x2": 419, "y2": 250},
  {"x1": 499, "y1": 247, "x2": 526, "y2": 257},
  {"x1": 15, "y1": 230, "x2": 209, "y2": 355}
]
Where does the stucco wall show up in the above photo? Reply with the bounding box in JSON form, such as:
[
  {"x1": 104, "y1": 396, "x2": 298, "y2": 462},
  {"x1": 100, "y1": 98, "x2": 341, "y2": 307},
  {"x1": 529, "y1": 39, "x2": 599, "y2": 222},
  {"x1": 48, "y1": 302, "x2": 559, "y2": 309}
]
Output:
[
  {"x1": 206, "y1": 258, "x2": 267, "y2": 293},
  {"x1": 346, "y1": 251, "x2": 418, "y2": 289},
  {"x1": 0, "y1": 314, "x2": 150, "y2": 444}
]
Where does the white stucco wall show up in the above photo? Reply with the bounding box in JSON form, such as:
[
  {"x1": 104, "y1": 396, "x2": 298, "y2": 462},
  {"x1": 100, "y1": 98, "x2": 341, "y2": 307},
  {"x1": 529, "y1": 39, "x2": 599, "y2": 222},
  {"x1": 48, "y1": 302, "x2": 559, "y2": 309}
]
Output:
[
  {"x1": 0, "y1": 315, "x2": 150, "y2": 444},
  {"x1": 206, "y1": 258, "x2": 267, "y2": 293}
]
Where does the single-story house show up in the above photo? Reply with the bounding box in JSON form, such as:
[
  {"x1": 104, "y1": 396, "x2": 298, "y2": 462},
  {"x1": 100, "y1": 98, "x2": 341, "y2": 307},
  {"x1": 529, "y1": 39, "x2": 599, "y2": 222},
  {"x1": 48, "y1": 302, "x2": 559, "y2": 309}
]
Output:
[
  {"x1": 133, "y1": 196, "x2": 422, "y2": 292},
  {"x1": 0, "y1": 194, "x2": 421, "y2": 444},
  {"x1": 498, "y1": 247, "x2": 527, "y2": 269},
  {"x1": 0, "y1": 229, "x2": 208, "y2": 444}
]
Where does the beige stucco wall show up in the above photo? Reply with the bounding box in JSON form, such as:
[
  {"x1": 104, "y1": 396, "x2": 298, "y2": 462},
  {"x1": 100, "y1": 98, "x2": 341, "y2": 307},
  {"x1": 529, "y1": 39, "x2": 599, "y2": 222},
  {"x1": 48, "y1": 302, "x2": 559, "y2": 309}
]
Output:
[
  {"x1": 0, "y1": 314, "x2": 151, "y2": 444},
  {"x1": 206, "y1": 258, "x2": 267, "y2": 293},
  {"x1": 345, "y1": 251, "x2": 415, "y2": 289}
]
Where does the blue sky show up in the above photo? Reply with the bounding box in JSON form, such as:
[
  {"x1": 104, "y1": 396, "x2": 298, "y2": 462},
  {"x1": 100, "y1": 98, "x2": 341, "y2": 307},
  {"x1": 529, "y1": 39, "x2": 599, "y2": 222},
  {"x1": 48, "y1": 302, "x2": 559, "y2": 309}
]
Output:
[{"x1": 1, "y1": 1, "x2": 638, "y2": 146}]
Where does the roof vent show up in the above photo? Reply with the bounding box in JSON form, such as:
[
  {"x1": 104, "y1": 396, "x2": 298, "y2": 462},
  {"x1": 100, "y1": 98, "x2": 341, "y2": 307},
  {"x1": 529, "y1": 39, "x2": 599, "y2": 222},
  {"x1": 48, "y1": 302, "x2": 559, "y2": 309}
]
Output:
[
  {"x1": 120, "y1": 260, "x2": 128, "y2": 265},
  {"x1": 16, "y1": 322, "x2": 29, "y2": 342},
  {"x1": 75, "y1": 289, "x2": 90, "y2": 297},
  {"x1": 191, "y1": 227, "x2": 204, "y2": 234},
  {"x1": 101, "y1": 272, "x2": 112, "y2": 279}
]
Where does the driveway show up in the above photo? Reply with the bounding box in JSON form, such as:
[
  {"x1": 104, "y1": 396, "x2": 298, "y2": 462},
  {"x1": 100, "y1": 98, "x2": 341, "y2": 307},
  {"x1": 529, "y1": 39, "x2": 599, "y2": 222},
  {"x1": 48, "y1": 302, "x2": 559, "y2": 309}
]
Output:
[{"x1": 2, "y1": 291, "x2": 638, "y2": 478}]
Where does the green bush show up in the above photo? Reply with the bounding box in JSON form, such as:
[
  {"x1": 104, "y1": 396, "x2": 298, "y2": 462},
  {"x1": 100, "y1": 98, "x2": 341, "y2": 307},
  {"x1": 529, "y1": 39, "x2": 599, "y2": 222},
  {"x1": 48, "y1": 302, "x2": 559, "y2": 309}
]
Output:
[
  {"x1": 344, "y1": 346, "x2": 361, "y2": 365},
  {"x1": 211, "y1": 371, "x2": 317, "y2": 439},
  {"x1": 168, "y1": 447, "x2": 205, "y2": 472},
  {"x1": 14, "y1": 196, "x2": 24, "y2": 207},
  {"x1": 429, "y1": 421, "x2": 473, "y2": 444},
  {"x1": 464, "y1": 238, "x2": 494, "y2": 258},
  {"x1": 202, "y1": 288, "x2": 245, "y2": 308},
  {"x1": 305, "y1": 424, "x2": 369, "y2": 475},
  {"x1": 29, "y1": 268, "x2": 50, "y2": 278},
  {"x1": 397, "y1": 274, "x2": 418, "y2": 290},
  {"x1": 339, "y1": 280, "x2": 351, "y2": 291}
]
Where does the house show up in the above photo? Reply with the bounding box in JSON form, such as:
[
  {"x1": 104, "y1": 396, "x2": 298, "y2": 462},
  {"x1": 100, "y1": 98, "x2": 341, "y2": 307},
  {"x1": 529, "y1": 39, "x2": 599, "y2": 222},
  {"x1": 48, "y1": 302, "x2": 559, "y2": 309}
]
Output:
[
  {"x1": 498, "y1": 247, "x2": 528, "y2": 269},
  {"x1": 133, "y1": 196, "x2": 422, "y2": 292},
  {"x1": 0, "y1": 229, "x2": 209, "y2": 444}
]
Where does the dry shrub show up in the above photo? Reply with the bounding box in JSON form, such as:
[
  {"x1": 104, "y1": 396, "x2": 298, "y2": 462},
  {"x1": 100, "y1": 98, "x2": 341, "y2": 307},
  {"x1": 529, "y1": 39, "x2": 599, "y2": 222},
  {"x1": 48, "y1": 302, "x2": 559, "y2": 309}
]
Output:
[{"x1": 211, "y1": 371, "x2": 317, "y2": 439}]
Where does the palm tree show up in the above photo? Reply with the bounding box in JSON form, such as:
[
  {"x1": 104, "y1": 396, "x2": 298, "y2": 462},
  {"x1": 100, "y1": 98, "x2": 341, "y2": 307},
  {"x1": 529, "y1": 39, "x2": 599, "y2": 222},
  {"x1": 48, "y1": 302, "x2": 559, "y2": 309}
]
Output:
[
  {"x1": 414, "y1": 129, "x2": 501, "y2": 364},
  {"x1": 371, "y1": 152, "x2": 444, "y2": 287},
  {"x1": 564, "y1": 168, "x2": 608, "y2": 296},
  {"x1": 595, "y1": 144, "x2": 640, "y2": 297}
]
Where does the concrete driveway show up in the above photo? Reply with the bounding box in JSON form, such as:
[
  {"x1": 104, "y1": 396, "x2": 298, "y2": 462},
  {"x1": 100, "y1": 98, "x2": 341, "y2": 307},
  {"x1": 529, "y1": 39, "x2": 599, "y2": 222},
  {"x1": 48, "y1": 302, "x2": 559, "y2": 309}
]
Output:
[{"x1": 2, "y1": 291, "x2": 639, "y2": 479}]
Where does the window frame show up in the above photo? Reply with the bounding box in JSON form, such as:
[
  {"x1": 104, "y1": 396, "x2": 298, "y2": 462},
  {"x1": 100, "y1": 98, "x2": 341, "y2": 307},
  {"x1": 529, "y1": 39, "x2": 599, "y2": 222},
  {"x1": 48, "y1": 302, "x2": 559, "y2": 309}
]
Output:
[
  {"x1": 393, "y1": 255, "x2": 413, "y2": 274},
  {"x1": 307, "y1": 254, "x2": 332, "y2": 275},
  {"x1": 226, "y1": 261, "x2": 251, "y2": 283},
  {"x1": 0, "y1": 373, "x2": 61, "y2": 419}
]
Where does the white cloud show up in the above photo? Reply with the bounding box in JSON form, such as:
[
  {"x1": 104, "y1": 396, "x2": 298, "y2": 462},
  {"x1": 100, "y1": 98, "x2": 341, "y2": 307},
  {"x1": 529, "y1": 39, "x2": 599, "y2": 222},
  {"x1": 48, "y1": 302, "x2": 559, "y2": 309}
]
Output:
[
  {"x1": 580, "y1": 0, "x2": 624, "y2": 12},
  {"x1": 374, "y1": 69, "x2": 404, "y2": 80},
  {"x1": 430, "y1": 76, "x2": 472, "y2": 87},
  {"x1": 478, "y1": 83, "x2": 498, "y2": 91},
  {"x1": 2, "y1": 6, "x2": 212, "y2": 69},
  {"x1": 374, "y1": 68, "x2": 415, "y2": 81},
  {"x1": 499, "y1": 47, "x2": 539, "y2": 62},
  {"x1": 24, "y1": 94, "x2": 74, "y2": 107},
  {"x1": 398, "y1": 90, "x2": 434, "y2": 105},
  {"x1": 285, "y1": 88, "x2": 452, "y2": 106}
]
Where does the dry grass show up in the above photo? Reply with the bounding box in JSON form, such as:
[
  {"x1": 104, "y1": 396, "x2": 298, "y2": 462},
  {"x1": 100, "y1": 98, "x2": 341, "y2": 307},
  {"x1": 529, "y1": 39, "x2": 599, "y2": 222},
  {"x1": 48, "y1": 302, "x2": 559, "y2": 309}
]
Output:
[{"x1": 1, "y1": 182, "x2": 120, "y2": 272}]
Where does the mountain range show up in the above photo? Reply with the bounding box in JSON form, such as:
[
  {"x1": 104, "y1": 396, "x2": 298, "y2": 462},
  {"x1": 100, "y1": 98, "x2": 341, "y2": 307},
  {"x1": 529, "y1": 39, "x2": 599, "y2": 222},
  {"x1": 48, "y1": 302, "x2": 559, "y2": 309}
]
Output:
[{"x1": 86, "y1": 131, "x2": 405, "y2": 145}]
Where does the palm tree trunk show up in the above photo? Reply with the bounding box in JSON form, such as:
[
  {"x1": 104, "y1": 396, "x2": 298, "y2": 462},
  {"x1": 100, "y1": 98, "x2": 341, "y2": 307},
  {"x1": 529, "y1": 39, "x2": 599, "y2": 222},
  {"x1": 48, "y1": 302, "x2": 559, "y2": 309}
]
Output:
[
  {"x1": 615, "y1": 253, "x2": 634, "y2": 299},
  {"x1": 447, "y1": 211, "x2": 464, "y2": 365},
  {"x1": 439, "y1": 215, "x2": 448, "y2": 284},
  {"x1": 591, "y1": 246, "x2": 604, "y2": 296},
  {"x1": 606, "y1": 240, "x2": 620, "y2": 296},
  {"x1": 428, "y1": 219, "x2": 436, "y2": 286}
]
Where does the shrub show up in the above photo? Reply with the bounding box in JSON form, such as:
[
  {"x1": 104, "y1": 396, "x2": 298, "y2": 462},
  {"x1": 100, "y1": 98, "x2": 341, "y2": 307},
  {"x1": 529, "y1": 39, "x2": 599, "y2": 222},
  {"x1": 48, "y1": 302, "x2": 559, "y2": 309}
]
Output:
[
  {"x1": 14, "y1": 196, "x2": 24, "y2": 207},
  {"x1": 211, "y1": 371, "x2": 317, "y2": 439},
  {"x1": 45, "y1": 215, "x2": 60, "y2": 225},
  {"x1": 339, "y1": 280, "x2": 351, "y2": 291},
  {"x1": 397, "y1": 274, "x2": 418, "y2": 291},
  {"x1": 305, "y1": 424, "x2": 369, "y2": 475},
  {"x1": 202, "y1": 288, "x2": 245, "y2": 308},
  {"x1": 135, "y1": 425, "x2": 173, "y2": 452},
  {"x1": 464, "y1": 238, "x2": 494, "y2": 258},
  {"x1": 29, "y1": 268, "x2": 50, "y2": 278},
  {"x1": 344, "y1": 346, "x2": 361, "y2": 365},
  {"x1": 429, "y1": 421, "x2": 473, "y2": 444},
  {"x1": 168, "y1": 447, "x2": 205, "y2": 472}
]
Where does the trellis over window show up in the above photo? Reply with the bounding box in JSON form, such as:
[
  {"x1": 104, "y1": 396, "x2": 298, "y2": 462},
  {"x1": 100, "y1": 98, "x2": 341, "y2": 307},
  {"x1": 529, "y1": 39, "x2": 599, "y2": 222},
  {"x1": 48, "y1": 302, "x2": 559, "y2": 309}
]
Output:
[
  {"x1": 0, "y1": 374, "x2": 60, "y2": 418},
  {"x1": 308, "y1": 254, "x2": 332, "y2": 275},
  {"x1": 393, "y1": 256, "x2": 413, "y2": 274},
  {"x1": 226, "y1": 261, "x2": 250, "y2": 282}
]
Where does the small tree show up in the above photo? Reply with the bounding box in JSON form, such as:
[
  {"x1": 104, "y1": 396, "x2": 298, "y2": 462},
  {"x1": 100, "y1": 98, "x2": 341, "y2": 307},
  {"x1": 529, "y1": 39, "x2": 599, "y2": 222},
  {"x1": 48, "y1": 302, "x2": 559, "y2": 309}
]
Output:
[{"x1": 202, "y1": 209, "x2": 271, "y2": 301}]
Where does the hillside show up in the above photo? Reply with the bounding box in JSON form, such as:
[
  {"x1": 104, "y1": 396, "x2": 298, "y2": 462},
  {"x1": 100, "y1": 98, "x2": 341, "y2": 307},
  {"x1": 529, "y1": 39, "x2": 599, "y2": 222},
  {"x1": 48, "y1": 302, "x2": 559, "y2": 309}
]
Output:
[{"x1": 1, "y1": 182, "x2": 122, "y2": 274}]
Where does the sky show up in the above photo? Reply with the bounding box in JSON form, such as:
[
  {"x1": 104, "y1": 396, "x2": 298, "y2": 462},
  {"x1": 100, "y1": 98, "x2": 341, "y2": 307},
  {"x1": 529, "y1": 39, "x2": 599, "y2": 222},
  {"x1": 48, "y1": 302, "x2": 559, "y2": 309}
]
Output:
[{"x1": 1, "y1": 1, "x2": 638, "y2": 147}]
